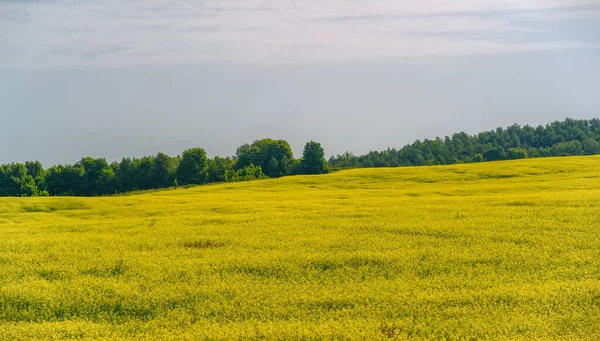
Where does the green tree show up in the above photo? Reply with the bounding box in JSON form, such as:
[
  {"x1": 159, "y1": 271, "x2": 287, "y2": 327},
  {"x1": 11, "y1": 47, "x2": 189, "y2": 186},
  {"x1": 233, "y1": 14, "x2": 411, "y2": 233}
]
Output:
[
  {"x1": 225, "y1": 165, "x2": 268, "y2": 182},
  {"x1": 115, "y1": 158, "x2": 137, "y2": 192},
  {"x1": 25, "y1": 161, "x2": 46, "y2": 190},
  {"x1": 506, "y1": 148, "x2": 528, "y2": 160},
  {"x1": 473, "y1": 154, "x2": 484, "y2": 162},
  {"x1": 45, "y1": 164, "x2": 85, "y2": 196},
  {"x1": 136, "y1": 156, "x2": 155, "y2": 190},
  {"x1": 235, "y1": 138, "x2": 293, "y2": 177},
  {"x1": 300, "y1": 141, "x2": 328, "y2": 174},
  {"x1": 152, "y1": 153, "x2": 176, "y2": 188},
  {"x1": 177, "y1": 148, "x2": 209, "y2": 185},
  {"x1": 0, "y1": 163, "x2": 40, "y2": 196},
  {"x1": 207, "y1": 156, "x2": 235, "y2": 183},
  {"x1": 483, "y1": 146, "x2": 506, "y2": 161},
  {"x1": 76, "y1": 157, "x2": 112, "y2": 195}
]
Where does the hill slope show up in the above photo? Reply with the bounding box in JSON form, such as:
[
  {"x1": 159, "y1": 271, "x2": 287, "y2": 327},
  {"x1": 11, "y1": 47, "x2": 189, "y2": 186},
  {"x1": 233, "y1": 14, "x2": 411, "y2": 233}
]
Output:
[{"x1": 1, "y1": 156, "x2": 600, "y2": 340}]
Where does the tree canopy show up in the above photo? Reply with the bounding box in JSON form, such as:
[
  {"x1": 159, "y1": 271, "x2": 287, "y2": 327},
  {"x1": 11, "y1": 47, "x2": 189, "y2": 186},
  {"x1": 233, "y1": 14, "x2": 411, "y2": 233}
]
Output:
[
  {"x1": 235, "y1": 138, "x2": 294, "y2": 178},
  {"x1": 329, "y1": 118, "x2": 600, "y2": 169},
  {"x1": 301, "y1": 141, "x2": 328, "y2": 174},
  {"x1": 177, "y1": 148, "x2": 208, "y2": 185},
  {"x1": 2, "y1": 118, "x2": 600, "y2": 197}
]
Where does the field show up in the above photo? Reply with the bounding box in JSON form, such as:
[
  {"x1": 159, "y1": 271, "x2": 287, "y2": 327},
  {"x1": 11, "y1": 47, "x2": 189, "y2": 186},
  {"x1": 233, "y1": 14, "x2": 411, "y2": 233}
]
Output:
[{"x1": 1, "y1": 156, "x2": 600, "y2": 340}]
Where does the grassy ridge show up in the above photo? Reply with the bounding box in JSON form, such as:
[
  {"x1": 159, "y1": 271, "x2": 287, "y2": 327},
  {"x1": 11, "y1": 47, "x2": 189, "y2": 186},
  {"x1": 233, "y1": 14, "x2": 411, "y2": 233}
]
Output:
[{"x1": 1, "y1": 156, "x2": 600, "y2": 340}]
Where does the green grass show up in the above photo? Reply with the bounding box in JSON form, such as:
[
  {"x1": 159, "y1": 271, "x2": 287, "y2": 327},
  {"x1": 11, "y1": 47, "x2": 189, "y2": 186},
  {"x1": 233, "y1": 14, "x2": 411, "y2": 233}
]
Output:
[{"x1": 1, "y1": 156, "x2": 600, "y2": 340}]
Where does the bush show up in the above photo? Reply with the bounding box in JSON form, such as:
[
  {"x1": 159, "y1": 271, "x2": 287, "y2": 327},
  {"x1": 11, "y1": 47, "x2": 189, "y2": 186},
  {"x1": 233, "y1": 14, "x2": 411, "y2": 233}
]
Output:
[
  {"x1": 225, "y1": 165, "x2": 268, "y2": 182},
  {"x1": 484, "y1": 147, "x2": 506, "y2": 161},
  {"x1": 506, "y1": 148, "x2": 528, "y2": 160}
]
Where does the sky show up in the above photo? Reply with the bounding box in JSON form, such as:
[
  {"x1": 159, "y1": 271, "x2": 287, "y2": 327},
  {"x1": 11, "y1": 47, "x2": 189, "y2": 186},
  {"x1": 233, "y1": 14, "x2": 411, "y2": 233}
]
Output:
[{"x1": 1, "y1": 0, "x2": 599, "y2": 166}]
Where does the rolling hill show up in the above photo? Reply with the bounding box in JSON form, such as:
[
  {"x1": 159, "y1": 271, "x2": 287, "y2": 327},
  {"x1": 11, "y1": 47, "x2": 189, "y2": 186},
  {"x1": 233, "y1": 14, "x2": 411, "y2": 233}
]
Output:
[{"x1": 1, "y1": 156, "x2": 600, "y2": 340}]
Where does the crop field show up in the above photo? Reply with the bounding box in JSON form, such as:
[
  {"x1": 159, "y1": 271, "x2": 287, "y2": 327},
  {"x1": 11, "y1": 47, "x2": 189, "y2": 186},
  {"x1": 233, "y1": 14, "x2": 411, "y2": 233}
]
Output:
[{"x1": 1, "y1": 156, "x2": 600, "y2": 340}]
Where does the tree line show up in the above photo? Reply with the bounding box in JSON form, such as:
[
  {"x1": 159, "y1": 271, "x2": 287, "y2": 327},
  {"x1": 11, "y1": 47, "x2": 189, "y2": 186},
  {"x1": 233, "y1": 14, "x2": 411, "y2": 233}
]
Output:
[
  {"x1": 2, "y1": 118, "x2": 600, "y2": 197},
  {"x1": 0, "y1": 139, "x2": 327, "y2": 197},
  {"x1": 329, "y1": 118, "x2": 600, "y2": 168}
]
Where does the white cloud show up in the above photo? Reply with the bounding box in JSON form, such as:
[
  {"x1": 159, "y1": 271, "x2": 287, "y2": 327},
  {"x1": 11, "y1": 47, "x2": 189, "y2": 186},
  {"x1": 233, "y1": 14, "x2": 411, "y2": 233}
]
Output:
[{"x1": 0, "y1": 0, "x2": 598, "y2": 68}]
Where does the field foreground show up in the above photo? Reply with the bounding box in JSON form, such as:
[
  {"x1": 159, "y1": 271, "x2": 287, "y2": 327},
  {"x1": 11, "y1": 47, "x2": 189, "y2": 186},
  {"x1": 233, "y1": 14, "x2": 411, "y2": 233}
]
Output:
[{"x1": 1, "y1": 156, "x2": 600, "y2": 340}]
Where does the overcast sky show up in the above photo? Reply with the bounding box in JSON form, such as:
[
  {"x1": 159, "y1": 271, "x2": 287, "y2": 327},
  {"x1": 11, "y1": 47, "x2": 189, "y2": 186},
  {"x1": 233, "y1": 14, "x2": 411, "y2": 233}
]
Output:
[{"x1": 1, "y1": 0, "x2": 599, "y2": 166}]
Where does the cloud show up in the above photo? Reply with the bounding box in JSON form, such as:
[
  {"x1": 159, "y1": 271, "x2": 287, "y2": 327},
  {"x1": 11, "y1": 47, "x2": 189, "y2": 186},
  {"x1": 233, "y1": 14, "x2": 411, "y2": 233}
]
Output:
[{"x1": 0, "y1": 0, "x2": 599, "y2": 68}]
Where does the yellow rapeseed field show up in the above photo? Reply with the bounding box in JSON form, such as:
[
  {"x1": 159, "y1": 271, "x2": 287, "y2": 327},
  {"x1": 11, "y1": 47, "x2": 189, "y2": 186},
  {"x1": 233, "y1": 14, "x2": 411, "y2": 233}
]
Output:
[{"x1": 1, "y1": 156, "x2": 600, "y2": 340}]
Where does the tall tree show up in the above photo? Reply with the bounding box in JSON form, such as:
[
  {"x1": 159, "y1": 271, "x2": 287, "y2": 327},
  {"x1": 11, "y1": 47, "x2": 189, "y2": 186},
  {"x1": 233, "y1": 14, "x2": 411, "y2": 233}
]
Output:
[
  {"x1": 136, "y1": 156, "x2": 155, "y2": 190},
  {"x1": 207, "y1": 156, "x2": 235, "y2": 183},
  {"x1": 0, "y1": 163, "x2": 39, "y2": 196},
  {"x1": 177, "y1": 148, "x2": 209, "y2": 185},
  {"x1": 235, "y1": 138, "x2": 293, "y2": 177},
  {"x1": 301, "y1": 141, "x2": 328, "y2": 174},
  {"x1": 45, "y1": 164, "x2": 85, "y2": 196},
  {"x1": 151, "y1": 153, "x2": 176, "y2": 188}
]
